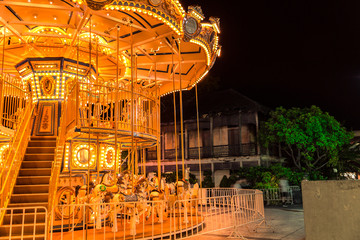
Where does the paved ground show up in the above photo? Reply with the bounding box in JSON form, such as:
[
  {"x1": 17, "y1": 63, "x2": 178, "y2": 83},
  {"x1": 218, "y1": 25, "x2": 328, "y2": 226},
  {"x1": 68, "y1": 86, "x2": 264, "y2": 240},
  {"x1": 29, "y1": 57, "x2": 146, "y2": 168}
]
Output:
[{"x1": 187, "y1": 205, "x2": 305, "y2": 240}]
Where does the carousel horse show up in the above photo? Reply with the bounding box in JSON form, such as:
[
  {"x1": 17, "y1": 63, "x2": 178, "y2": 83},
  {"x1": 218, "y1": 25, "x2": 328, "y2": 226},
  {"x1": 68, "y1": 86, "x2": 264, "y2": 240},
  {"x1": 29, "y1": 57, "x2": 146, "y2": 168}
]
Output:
[
  {"x1": 107, "y1": 174, "x2": 153, "y2": 234},
  {"x1": 174, "y1": 179, "x2": 193, "y2": 223}
]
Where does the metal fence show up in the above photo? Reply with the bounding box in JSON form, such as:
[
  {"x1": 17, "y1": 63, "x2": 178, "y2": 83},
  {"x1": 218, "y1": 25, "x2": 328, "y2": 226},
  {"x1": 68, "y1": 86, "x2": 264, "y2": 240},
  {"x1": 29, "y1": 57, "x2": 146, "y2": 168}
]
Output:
[
  {"x1": 0, "y1": 206, "x2": 48, "y2": 240},
  {"x1": 0, "y1": 190, "x2": 265, "y2": 239},
  {"x1": 259, "y1": 186, "x2": 300, "y2": 205},
  {"x1": 45, "y1": 190, "x2": 264, "y2": 240}
]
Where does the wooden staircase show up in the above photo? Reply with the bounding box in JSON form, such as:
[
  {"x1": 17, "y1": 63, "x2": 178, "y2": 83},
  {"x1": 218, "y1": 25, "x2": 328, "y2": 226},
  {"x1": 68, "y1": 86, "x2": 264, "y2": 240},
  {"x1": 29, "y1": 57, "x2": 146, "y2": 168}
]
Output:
[{"x1": 0, "y1": 136, "x2": 56, "y2": 240}]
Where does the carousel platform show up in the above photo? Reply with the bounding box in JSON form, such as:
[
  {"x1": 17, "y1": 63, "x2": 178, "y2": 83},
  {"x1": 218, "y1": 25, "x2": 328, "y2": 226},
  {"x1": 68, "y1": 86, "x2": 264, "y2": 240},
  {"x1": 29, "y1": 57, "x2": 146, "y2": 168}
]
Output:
[{"x1": 51, "y1": 214, "x2": 204, "y2": 240}]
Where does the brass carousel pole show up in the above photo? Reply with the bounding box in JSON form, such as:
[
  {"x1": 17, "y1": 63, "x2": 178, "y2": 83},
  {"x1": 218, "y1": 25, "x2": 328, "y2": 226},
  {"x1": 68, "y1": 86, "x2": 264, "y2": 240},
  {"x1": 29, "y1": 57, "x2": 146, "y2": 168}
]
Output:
[
  {"x1": 87, "y1": 14, "x2": 92, "y2": 196},
  {"x1": 130, "y1": 24, "x2": 135, "y2": 192},
  {"x1": 195, "y1": 84, "x2": 202, "y2": 189},
  {"x1": 178, "y1": 39, "x2": 185, "y2": 180},
  {"x1": 0, "y1": 27, "x2": 6, "y2": 126},
  {"x1": 171, "y1": 41, "x2": 179, "y2": 184},
  {"x1": 86, "y1": 14, "x2": 92, "y2": 239},
  {"x1": 155, "y1": 50, "x2": 161, "y2": 187},
  {"x1": 142, "y1": 148, "x2": 146, "y2": 177},
  {"x1": 0, "y1": 27, "x2": 4, "y2": 78},
  {"x1": 96, "y1": 36, "x2": 100, "y2": 182},
  {"x1": 115, "y1": 26, "x2": 120, "y2": 174},
  {"x1": 135, "y1": 54, "x2": 139, "y2": 176}
]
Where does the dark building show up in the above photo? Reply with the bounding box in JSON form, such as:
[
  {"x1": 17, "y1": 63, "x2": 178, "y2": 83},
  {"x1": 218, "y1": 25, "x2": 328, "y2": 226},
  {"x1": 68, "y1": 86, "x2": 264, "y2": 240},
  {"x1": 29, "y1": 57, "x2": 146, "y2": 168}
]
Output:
[{"x1": 146, "y1": 89, "x2": 280, "y2": 186}]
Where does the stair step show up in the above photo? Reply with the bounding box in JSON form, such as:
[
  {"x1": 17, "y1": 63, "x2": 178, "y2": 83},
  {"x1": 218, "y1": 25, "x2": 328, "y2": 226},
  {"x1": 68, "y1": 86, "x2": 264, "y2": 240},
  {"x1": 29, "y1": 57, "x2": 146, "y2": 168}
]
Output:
[
  {"x1": 10, "y1": 193, "x2": 49, "y2": 204},
  {"x1": 24, "y1": 154, "x2": 54, "y2": 161},
  {"x1": 26, "y1": 147, "x2": 55, "y2": 154},
  {"x1": 16, "y1": 176, "x2": 50, "y2": 185},
  {"x1": 0, "y1": 223, "x2": 45, "y2": 236},
  {"x1": 31, "y1": 136, "x2": 56, "y2": 141},
  {"x1": 21, "y1": 161, "x2": 53, "y2": 169},
  {"x1": 19, "y1": 169, "x2": 51, "y2": 176},
  {"x1": 28, "y1": 141, "x2": 56, "y2": 147},
  {"x1": 13, "y1": 185, "x2": 49, "y2": 194},
  {"x1": 3, "y1": 212, "x2": 46, "y2": 225}
]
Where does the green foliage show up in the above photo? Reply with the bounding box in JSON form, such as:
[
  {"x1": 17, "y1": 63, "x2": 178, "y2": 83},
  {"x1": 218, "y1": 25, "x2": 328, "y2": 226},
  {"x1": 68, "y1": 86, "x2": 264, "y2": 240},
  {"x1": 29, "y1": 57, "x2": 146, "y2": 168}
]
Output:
[
  {"x1": 337, "y1": 144, "x2": 360, "y2": 175},
  {"x1": 202, "y1": 171, "x2": 215, "y2": 188},
  {"x1": 163, "y1": 172, "x2": 177, "y2": 183},
  {"x1": 230, "y1": 164, "x2": 305, "y2": 189},
  {"x1": 260, "y1": 106, "x2": 352, "y2": 172},
  {"x1": 189, "y1": 173, "x2": 197, "y2": 184},
  {"x1": 219, "y1": 175, "x2": 231, "y2": 187}
]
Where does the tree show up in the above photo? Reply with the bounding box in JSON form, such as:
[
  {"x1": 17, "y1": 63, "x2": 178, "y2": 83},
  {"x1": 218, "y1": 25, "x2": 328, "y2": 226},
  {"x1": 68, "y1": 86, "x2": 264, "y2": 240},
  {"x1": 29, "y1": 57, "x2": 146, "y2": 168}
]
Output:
[
  {"x1": 219, "y1": 175, "x2": 231, "y2": 187},
  {"x1": 201, "y1": 171, "x2": 214, "y2": 188},
  {"x1": 261, "y1": 106, "x2": 352, "y2": 172}
]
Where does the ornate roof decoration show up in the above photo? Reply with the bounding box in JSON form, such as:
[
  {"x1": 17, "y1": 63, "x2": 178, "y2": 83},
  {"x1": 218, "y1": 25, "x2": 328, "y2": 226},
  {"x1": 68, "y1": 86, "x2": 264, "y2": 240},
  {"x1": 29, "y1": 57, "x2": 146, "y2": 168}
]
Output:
[
  {"x1": 85, "y1": 0, "x2": 116, "y2": 10},
  {"x1": 188, "y1": 5, "x2": 204, "y2": 21},
  {"x1": 0, "y1": 0, "x2": 221, "y2": 96}
]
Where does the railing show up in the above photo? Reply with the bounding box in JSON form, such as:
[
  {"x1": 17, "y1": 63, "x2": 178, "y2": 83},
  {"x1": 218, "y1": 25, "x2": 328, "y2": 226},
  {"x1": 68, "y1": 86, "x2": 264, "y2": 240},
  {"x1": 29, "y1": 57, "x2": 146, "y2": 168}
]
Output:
[
  {"x1": 203, "y1": 188, "x2": 258, "y2": 198},
  {"x1": 212, "y1": 144, "x2": 257, "y2": 157},
  {"x1": 0, "y1": 96, "x2": 34, "y2": 222},
  {"x1": 164, "y1": 148, "x2": 181, "y2": 159},
  {"x1": 47, "y1": 89, "x2": 70, "y2": 234},
  {"x1": 148, "y1": 143, "x2": 258, "y2": 161},
  {"x1": 0, "y1": 206, "x2": 48, "y2": 239},
  {"x1": 73, "y1": 81, "x2": 159, "y2": 138},
  {"x1": 46, "y1": 190, "x2": 264, "y2": 240},
  {"x1": 0, "y1": 74, "x2": 28, "y2": 131},
  {"x1": 188, "y1": 146, "x2": 212, "y2": 159},
  {"x1": 259, "y1": 187, "x2": 297, "y2": 205}
]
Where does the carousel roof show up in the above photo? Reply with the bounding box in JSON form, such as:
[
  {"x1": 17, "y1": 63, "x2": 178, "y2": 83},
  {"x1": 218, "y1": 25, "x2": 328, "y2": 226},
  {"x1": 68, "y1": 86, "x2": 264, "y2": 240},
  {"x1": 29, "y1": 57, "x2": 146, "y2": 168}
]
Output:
[{"x1": 0, "y1": 0, "x2": 221, "y2": 96}]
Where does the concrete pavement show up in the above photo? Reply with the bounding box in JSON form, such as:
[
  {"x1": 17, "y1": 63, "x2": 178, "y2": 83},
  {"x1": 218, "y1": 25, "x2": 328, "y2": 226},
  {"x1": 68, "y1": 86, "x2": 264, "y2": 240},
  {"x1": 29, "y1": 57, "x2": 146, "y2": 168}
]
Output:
[{"x1": 187, "y1": 205, "x2": 305, "y2": 240}]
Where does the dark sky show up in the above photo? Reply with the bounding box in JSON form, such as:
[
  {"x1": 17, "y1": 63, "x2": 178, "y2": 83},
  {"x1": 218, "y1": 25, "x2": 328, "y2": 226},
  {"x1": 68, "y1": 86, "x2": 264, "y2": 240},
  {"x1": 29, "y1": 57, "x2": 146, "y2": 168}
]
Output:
[{"x1": 180, "y1": 0, "x2": 360, "y2": 130}]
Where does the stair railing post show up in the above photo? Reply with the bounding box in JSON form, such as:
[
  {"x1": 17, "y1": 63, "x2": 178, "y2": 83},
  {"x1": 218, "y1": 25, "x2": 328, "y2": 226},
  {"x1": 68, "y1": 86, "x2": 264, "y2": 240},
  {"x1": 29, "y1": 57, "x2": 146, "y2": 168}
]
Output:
[{"x1": 75, "y1": 81, "x2": 79, "y2": 128}]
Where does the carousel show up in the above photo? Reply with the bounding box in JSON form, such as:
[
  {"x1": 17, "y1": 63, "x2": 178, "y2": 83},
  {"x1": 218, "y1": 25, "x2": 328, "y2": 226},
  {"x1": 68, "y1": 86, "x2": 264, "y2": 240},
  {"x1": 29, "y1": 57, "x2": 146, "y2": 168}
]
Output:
[{"x1": 0, "y1": 0, "x2": 221, "y2": 239}]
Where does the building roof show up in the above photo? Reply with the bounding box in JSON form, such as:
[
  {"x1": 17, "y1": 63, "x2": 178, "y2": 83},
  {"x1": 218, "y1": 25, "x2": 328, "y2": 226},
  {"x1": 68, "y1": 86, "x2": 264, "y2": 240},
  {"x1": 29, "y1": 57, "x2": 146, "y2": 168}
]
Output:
[
  {"x1": 161, "y1": 88, "x2": 269, "y2": 122},
  {"x1": 194, "y1": 89, "x2": 269, "y2": 115}
]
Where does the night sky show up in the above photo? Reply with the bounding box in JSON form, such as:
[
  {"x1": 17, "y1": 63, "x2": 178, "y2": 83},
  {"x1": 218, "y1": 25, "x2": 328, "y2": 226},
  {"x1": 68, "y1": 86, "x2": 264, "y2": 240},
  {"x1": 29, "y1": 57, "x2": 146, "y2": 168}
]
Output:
[{"x1": 180, "y1": 0, "x2": 360, "y2": 130}]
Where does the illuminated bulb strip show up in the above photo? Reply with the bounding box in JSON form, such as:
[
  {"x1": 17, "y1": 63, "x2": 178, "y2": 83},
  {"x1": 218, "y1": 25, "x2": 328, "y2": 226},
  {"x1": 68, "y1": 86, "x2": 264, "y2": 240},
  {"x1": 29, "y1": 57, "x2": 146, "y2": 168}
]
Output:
[
  {"x1": 172, "y1": 0, "x2": 185, "y2": 16},
  {"x1": 0, "y1": 144, "x2": 9, "y2": 166},
  {"x1": 27, "y1": 26, "x2": 68, "y2": 43},
  {"x1": 191, "y1": 69, "x2": 209, "y2": 88},
  {"x1": 103, "y1": 146, "x2": 116, "y2": 169},
  {"x1": 72, "y1": 0, "x2": 83, "y2": 4},
  {"x1": 67, "y1": 65, "x2": 86, "y2": 73},
  {"x1": 105, "y1": 2, "x2": 182, "y2": 35},
  {"x1": 19, "y1": 67, "x2": 28, "y2": 74},
  {"x1": 160, "y1": 87, "x2": 188, "y2": 97},
  {"x1": 190, "y1": 11, "x2": 204, "y2": 21},
  {"x1": 35, "y1": 64, "x2": 57, "y2": 69},
  {"x1": 161, "y1": 69, "x2": 210, "y2": 97},
  {"x1": 190, "y1": 38, "x2": 211, "y2": 66},
  {"x1": 72, "y1": 144, "x2": 96, "y2": 168},
  {"x1": 213, "y1": 36, "x2": 219, "y2": 52},
  {"x1": 64, "y1": 144, "x2": 70, "y2": 171}
]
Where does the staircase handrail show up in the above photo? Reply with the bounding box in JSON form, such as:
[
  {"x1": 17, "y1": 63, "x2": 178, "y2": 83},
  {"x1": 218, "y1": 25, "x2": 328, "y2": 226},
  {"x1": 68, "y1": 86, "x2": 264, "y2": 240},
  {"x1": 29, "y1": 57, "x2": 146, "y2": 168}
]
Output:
[
  {"x1": 0, "y1": 100, "x2": 34, "y2": 222},
  {"x1": 47, "y1": 93, "x2": 69, "y2": 234}
]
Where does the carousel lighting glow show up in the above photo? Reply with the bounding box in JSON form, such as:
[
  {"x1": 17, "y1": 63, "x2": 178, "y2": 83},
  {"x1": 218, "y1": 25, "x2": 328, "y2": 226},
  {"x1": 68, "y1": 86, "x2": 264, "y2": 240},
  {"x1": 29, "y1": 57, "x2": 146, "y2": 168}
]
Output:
[
  {"x1": 0, "y1": 0, "x2": 221, "y2": 237},
  {"x1": 0, "y1": 144, "x2": 9, "y2": 166},
  {"x1": 72, "y1": 144, "x2": 96, "y2": 168},
  {"x1": 104, "y1": 3, "x2": 182, "y2": 35},
  {"x1": 190, "y1": 38, "x2": 211, "y2": 66}
]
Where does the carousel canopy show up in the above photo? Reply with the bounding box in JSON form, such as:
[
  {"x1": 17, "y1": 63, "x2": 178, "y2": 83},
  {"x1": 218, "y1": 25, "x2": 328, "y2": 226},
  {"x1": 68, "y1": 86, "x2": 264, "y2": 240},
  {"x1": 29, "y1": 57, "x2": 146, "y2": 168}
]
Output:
[{"x1": 0, "y1": 0, "x2": 221, "y2": 96}]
